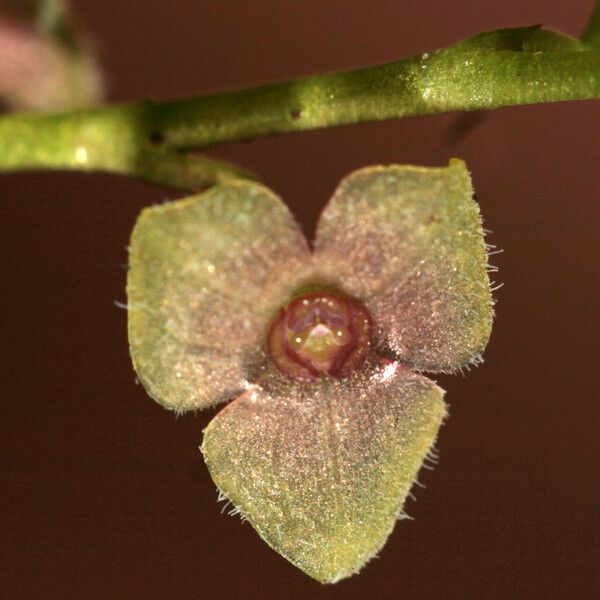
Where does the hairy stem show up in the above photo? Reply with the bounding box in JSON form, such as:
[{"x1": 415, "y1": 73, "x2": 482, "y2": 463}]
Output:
[
  {"x1": 0, "y1": 23, "x2": 598, "y2": 189},
  {"x1": 153, "y1": 28, "x2": 599, "y2": 151}
]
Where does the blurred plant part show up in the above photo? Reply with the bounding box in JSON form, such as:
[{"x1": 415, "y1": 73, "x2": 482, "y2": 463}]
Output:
[
  {"x1": 582, "y1": 1, "x2": 600, "y2": 49},
  {"x1": 0, "y1": 0, "x2": 103, "y2": 111}
]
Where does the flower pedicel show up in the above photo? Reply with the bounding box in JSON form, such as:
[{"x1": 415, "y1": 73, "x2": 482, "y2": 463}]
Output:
[{"x1": 127, "y1": 159, "x2": 493, "y2": 583}]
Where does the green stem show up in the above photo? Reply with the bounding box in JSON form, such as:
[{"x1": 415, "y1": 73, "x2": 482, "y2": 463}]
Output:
[
  {"x1": 0, "y1": 104, "x2": 254, "y2": 188},
  {"x1": 0, "y1": 25, "x2": 598, "y2": 189},
  {"x1": 154, "y1": 28, "x2": 598, "y2": 151}
]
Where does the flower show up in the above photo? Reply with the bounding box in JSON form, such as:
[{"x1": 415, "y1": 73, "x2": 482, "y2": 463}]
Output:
[{"x1": 127, "y1": 159, "x2": 493, "y2": 583}]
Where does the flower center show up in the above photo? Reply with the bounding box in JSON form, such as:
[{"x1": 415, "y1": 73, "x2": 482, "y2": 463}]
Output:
[{"x1": 267, "y1": 290, "x2": 372, "y2": 381}]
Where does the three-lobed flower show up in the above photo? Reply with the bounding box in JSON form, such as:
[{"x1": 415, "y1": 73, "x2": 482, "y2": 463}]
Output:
[{"x1": 127, "y1": 159, "x2": 493, "y2": 583}]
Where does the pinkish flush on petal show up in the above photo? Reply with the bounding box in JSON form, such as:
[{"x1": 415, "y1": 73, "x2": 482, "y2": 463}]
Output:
[{"x1": 267, "y1": 290, "x2": 372, "y2": 381}]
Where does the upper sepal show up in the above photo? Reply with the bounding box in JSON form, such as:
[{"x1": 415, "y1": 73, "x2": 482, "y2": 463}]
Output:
[
  {"x1": 127, "y1": 181, "x2": 311, "y2": 412},
  {"x1": 314, "y1": 160, "x2": 493, "y2": 373}
]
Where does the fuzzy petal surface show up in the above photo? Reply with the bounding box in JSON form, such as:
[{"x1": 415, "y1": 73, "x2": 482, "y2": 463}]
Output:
[
  {"x1": 201, "y1": 361, "x2": 445, "y2": 583},
  {"x1": 314, "y1": 160, "x2": 493, "y2": 372},
  {"x1": 127, "y1": 182, "x2": 311, "y2": 412}
]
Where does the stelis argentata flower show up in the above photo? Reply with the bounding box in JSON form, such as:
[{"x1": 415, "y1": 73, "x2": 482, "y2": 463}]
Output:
[{"x1": 126, "y1": 159, "x2": 493, "y2": 583}]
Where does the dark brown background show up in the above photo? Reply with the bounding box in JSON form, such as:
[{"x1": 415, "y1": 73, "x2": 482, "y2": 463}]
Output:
[{"x1": 2, "y1": 1, "x2": 599, "y2": 598}]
